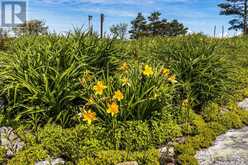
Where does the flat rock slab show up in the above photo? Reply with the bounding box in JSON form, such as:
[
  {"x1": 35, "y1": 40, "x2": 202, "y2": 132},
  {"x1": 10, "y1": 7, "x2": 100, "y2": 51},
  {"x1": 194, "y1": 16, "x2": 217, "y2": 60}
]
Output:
[
  {"x1": 238, "y1": 98, "x2": 248, "y2": 110},
  {"x1": 35, "y1": 158, "x2": 65, "y2": 165},
  {"x1": 196, "y1": 126, "x2": 248, "y2": 165}
]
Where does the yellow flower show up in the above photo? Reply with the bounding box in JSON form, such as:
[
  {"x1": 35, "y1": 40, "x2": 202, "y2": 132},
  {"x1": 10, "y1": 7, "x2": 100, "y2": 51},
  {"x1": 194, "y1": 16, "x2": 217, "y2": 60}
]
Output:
[
  {"x1": 121, "y1": 77, "x2": 131, "y2": 87},
  {"x1": 107, "y1": 102, "x2": 119, "y2": 116},
  {"x1": 162, "y1": 68, "x2": 170, "y2": 77},
  {"x1": 168, "y1": 75, "x2": 177, "y2": 83},
  {"x1": 143, "y1": 65, "x2": 154, "y2": 77},
  {"x1": 119, "y1": 62, "x2": 129, "y2": 71},
  {"x1": 83, "y1": 110, "x2": 97, "y2": 125},
  {"x1": 93, "y1": 81, "x2": 107, "y2": 95},
  {"x1": 113, "y1": 90, "x2": 124, "y2": 101}
]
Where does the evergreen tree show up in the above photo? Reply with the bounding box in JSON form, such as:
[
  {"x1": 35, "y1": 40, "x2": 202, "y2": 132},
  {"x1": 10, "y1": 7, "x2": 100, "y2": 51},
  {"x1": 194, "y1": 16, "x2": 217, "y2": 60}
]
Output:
[
  {"x1": 129, "y1": 13, "x2": 147, "y2": 39},
  {"x1": 166, "y1": 20, "x2": 188, "y2": 36},
  {"x1": 147, "y1": 11, "x2": 163, "y2": 36},
  {"x1": 218, "y1": 0, "x2": 248, "y2": 34},
  {"x1": 129, "y1": 11, "x2": 188, "y2": 39}
]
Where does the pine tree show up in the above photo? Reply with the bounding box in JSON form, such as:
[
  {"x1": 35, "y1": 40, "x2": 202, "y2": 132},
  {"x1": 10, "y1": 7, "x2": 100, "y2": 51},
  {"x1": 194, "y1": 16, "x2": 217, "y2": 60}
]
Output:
[
  {"x1": 218, "y1": 0, "x2": 248, "y2": 34},
  {"x1": 129, "y1": 13, "x2": 147, "y2": 39},
  {"x1": 147, "y1": 11, "x2": 162, "y2": 36},
  {"x1": 129, "y1": 11, "x2": 188, "y2": 39}
]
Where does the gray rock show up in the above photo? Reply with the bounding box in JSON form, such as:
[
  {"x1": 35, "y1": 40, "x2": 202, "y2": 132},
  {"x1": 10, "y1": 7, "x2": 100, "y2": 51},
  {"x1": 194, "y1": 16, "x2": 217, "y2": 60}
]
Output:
[
  {"x1": 0, "y1": 99, "x2": 4, "y2": 109},
  {"x1": 159, "y1": 144, "x2": 175, "y2": 165},
  {"x1": 116, "y1": 161, "x2": 138, "y2": 165},
  {"x1": 196, "y1": 126, "x2": 248, "y2": 165},
  {"x1": 0, "y1": 127, "x2": 24, "y2": 157},
  {"x1": 35, "y1": 158, "x2": 65, "y2": 165},
  {"x1": 238, "y1": 98, "x2": 248, "y2": 110}
]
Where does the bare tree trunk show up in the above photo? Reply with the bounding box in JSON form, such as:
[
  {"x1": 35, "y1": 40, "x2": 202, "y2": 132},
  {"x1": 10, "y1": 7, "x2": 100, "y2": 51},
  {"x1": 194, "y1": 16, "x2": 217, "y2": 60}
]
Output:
[{"x1": 244, "y1": 0, "x2": 248, "y2": 35}]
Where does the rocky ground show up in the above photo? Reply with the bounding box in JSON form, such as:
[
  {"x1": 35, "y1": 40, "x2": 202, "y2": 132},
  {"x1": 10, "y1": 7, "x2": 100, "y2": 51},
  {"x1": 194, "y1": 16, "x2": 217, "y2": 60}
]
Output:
[{"x1": 196, "y1": 98, "x2": 248, "y2": 165}]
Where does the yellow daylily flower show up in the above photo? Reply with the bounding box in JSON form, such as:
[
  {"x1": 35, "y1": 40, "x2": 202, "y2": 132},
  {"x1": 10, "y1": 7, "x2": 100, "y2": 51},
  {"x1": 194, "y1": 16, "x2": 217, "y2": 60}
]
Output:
[
  {"x1": 162, "y1": 68, "x2": 170, "y2": 77},
  {"x1": 168, "y1": 74, "x2": 177, "y2": 83},
  {"x1": 113, "y1": 90, "x2": 124, "y2": 101},
  {"x1": 143, "y1": 65, "x2": 154, "y2": 77},
  {"x1": 83, "y1": 110, "x2": 97, "y2": 125},
  {"x1": 107, "y1": 102, "x2": 119, "y2": 117},
  {"x1": 93, "y1": 81, "x2": 107, "y2": 95}
]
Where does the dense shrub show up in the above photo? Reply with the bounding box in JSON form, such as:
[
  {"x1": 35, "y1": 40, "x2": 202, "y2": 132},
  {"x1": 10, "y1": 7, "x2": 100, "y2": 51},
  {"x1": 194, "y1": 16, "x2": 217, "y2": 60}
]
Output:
[
  {"x1": 78, "y1": 149, "x2": 160, "y2": 165},
  {"x1": 7, "y1": 145, "x2": 48, "y2": 165}
]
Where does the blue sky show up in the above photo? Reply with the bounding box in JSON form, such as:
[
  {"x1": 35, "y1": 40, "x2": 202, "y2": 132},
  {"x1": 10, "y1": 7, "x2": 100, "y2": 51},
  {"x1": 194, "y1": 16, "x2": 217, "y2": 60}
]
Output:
[{"x1": 28, "y1": 0, "x2": 240, "y2": 36}]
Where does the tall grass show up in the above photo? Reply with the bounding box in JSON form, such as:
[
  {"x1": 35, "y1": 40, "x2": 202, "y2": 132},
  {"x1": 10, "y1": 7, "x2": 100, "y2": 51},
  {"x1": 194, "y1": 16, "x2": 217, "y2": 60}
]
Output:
[
  {"x1": 155, "y1": 36, "x2": 233, "y2": 108},
  {"x1": 0, "y1": 32, "x2": 122, "y2": 127}
]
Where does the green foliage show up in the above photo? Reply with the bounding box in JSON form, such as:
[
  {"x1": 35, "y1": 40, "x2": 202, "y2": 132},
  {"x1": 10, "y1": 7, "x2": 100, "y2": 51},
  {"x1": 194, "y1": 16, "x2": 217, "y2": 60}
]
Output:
[
  {"x1": 177, "y1": 154, "x2": 198, "y2": 165},
  {"x1": 219, "y1": 112, "x2": 243, "y2": 129},
  {"x1": 129, "y1": 11, "x2": 188, "y2": 39},
  {"x1": 207, "y1": 122, "x2": 227, "y2": 135},
  {"x1": 150, "y1": 118, "x2": 182, "y2": 145},
  {"x1": 110, "y1": 23, "x2": 128, "y2": 39},
  {"x1": 0, "y1": 32, "x2": 121, "y2": 127},
  {"x1": 7, "y1": 145, "x2": 48, "y2": 165},
  {"x1": 0, "y1": 146, "x2": 7, "y2": 164},
  {"x1": 78, "y1": 149, "x2": 160, "y2": 165},
  {"x1": 203, "y1": 103, "x2": 220, "y2": 122},
  {"x1": 113, "y1": 121, "x2": 151, "y2": 151},
  {"x1": 82, "y1": 64, "x2": 175, "y2": 124},
  {"x1": 218, "y1": 0, "x2": 248, "y2": 33},
  {"x1": 156, "y1": 36, "x2": 232, "y2": 108},
  {"x1": 175, "y1": 143, "x2": 196, "y2": 156}
]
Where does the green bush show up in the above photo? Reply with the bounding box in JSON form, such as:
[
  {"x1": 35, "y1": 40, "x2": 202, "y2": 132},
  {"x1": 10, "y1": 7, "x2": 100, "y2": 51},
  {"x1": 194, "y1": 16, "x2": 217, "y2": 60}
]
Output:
[
  {"x1": 219, "y1": 112, "x2": 243, "y2": 129},
  {"x1": 202, "y1": 103, "x2": 220, "y2": 122},
  {"x1": 78, "y1": 149, "x2": 160, "y2": 165},
  {"x1": 207, "y1": 122, "x2": 227, "y2": 135},
  {"x1": 0, "y1": 146, "x2": 7, "y2": 164},
  {"x1": 177, "y1": 154, "x2": 198, "y2": 165},
  {"x1": 114, "y1": 121, "x2": 152, "y2": 151},
  {"x1": 7, "y1": 145, "x2": 48, "y2": 165},
  {"x1": 150, "y1": 119, "x2": 182, "y2": 145}
]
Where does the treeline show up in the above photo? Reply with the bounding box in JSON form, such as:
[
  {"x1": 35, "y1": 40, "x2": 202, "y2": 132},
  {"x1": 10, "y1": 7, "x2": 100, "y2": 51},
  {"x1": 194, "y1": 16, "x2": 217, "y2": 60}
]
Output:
[{"x1": 111, "y1": 11, "x2": 188, "y2": 39}]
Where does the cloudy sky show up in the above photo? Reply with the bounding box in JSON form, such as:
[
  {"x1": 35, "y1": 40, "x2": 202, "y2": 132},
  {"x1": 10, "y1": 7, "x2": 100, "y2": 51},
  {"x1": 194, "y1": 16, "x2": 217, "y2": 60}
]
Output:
[{"x1": 27, "y1": 0, "x2": 239, "y2": 36}]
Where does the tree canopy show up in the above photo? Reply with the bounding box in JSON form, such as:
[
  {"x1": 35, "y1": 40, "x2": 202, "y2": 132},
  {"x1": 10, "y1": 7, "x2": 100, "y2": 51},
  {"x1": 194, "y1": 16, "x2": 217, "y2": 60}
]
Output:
[
  {"x1": 218, "y1": 0, "x2": 248, "y2": 34},
  {"x1": 129, "y1": 11, "x2": 188, "y2": 39},
  {"x1": 110, "y1": 23, "x2": 128, "y2": 39}
]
